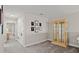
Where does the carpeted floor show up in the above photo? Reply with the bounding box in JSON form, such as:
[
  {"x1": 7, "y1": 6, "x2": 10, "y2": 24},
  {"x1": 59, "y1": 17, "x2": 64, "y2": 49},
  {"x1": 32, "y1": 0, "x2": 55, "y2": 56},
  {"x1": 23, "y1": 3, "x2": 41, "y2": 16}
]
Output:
[
  {"x1": 1, "y1": 39, "x2": 79, "y2": 53},
  {"x1": 26, "y1": 41, "x2": 79, "y2": 53}
]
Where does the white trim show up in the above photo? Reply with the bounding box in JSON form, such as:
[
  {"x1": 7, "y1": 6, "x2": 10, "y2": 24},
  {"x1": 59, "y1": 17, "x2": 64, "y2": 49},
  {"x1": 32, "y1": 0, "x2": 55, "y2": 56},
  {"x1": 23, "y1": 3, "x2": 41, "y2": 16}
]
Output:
[
  {"x1": 16, "y1": 38, "x2": 48, "y2": 47},
  {"x1": 25, "y1": 40, "x2": 47, "y2": 47},
  {"x1": 69, "y1": 43, "x2": 79, "y2": 48},
  {"x1": 47, "y1": 39, "x2": 52, "y2": 41},
  {"x1": 16, "y1": 39, "x2": 25, "y2": 47}
]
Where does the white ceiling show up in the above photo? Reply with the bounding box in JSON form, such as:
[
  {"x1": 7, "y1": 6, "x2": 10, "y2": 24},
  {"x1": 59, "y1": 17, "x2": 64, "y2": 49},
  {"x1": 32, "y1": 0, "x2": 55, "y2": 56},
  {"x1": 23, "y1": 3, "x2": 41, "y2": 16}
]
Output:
[{"x1": 3, "y1": 5, "x2": 79, "y2": 19}]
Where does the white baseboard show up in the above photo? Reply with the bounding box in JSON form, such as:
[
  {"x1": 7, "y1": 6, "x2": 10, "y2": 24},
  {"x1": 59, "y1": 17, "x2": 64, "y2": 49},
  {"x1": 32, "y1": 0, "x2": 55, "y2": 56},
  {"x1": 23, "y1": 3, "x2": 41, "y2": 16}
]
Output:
[
  {"x1": 25, "y1": 40, "x2": 47, "y2": 47},
  {"x1": 16, "y1": 38, "x2": 47, "y2": 47},
  {"x1": 17, "y1": 38, "x2": 79, "y2": 48},
  {"x1": 69, "y1": 43, "x2": 79, "y2": 48},
  {"x1": 47, "y1": 39, "x2": 52, "y2": 41},
  {"x1": 16, "y1": 39, "x2": 26, "y2": 47}
]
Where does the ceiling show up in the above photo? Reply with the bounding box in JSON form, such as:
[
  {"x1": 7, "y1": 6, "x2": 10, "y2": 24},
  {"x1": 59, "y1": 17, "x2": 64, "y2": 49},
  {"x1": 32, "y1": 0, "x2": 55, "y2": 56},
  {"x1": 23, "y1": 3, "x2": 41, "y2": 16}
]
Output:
[{"x1": 3, "y1": 5, "x2": 79, "y2": 19}]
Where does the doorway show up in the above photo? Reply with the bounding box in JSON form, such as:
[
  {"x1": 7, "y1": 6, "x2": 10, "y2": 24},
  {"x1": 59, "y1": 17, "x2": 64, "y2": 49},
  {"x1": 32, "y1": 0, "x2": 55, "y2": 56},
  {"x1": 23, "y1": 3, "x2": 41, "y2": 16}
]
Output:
[{"x1": 6, "y1": 23, "x2": 15, "y2": 40}]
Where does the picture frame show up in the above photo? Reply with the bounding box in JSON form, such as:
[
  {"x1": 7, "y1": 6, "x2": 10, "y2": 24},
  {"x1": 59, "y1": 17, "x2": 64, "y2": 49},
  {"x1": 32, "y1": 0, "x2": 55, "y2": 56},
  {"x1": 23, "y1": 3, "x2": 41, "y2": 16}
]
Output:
[
  {"x1": 39, "y1": 23, "x2": 42, "y2": 26},
  {"x1": 31, "y1": 27, "x2": 34, "y2": 31},
  {"x1": 31, "y1": 21, "x2": 34, "y2": 26}
]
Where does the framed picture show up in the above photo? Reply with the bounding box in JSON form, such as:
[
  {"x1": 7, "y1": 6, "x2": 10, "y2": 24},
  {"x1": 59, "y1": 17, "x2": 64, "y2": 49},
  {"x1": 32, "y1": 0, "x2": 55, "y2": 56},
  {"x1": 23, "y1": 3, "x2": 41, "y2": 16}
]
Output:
[
  {"x1": 31, "y1": 22, "x2": 34, "y2": 26},
  {"x1": 39, "y1": 23, "x2": 42, "y2": 26},
  {"x1": 31, "y1": 20, "x2": 42, "y2": 33},
  {"x1": 31, "y1": 27, "x2": 34, "y2": 31}
]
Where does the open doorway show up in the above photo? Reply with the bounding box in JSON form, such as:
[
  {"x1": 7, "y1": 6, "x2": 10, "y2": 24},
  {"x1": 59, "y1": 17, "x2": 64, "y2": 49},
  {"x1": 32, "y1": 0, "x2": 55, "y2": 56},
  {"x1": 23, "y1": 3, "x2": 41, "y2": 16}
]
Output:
[{"x1": 6, "y1": 23, "x2": 15, "y2": 40}]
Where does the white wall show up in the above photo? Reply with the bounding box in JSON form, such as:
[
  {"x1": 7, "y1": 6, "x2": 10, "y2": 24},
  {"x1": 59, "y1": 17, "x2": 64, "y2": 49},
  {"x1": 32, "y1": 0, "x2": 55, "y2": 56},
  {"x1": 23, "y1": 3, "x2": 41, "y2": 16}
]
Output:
[
  {"x1": 67, "y1": 12, "x2": 79, "y2": 47},
  {"x1": 16, "y1": 16, "x2": 25, "y2": 46},
  {"x1": 16, "y1": 14, "x2": 48, "y2": 47},
  {"x1": 25, "y1": 14, "x2": 48, "y2": 46},
  {"x1": 67, "y1": 13, "x2": 79, "y2": 32}
]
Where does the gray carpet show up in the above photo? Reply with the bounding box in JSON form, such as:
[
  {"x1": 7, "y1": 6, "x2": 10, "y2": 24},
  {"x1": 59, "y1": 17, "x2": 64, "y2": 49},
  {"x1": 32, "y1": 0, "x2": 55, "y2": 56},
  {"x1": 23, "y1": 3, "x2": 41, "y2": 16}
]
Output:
[
  {"x1": 27, "y1": 41, "x2": 79, "y2": 53},
  {"x1": 2, "y1": 39, "x2": 79, "y2": 53}
]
